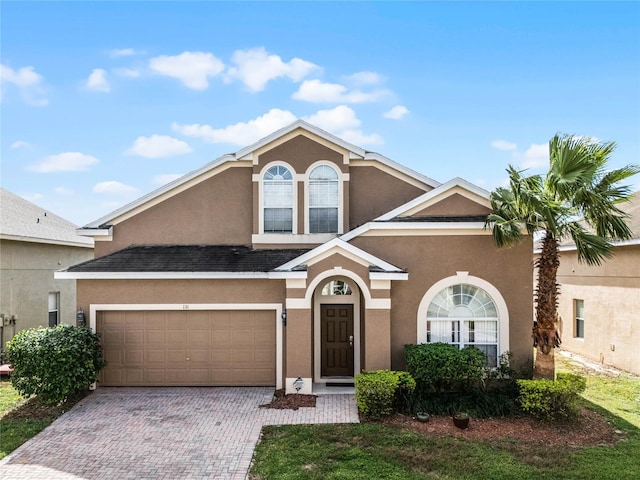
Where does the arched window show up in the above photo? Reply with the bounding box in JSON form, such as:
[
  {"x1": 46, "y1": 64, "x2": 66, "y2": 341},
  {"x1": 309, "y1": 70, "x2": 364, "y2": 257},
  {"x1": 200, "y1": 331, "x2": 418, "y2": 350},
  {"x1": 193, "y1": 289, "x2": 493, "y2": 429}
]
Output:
[
  {"x1": 309, "y1": 165, "x2": 339, "y2": 233},
  {"x1": 263, "y1": 165, "x2": 293, "y2": 233},
  {"x1": 426, "y1": 284, "x2": 499, "y2": 366},
  {"x1": 321, "y1": 279, "x2": 353, "y2": 296}
]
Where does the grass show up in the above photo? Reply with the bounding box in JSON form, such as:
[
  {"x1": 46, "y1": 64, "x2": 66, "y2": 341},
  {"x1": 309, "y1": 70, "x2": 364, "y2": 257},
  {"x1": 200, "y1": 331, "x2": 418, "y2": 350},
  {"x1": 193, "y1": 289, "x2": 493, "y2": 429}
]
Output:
[
  {"x1": 0, "y1": 379, "x2": 85, "y2": 460},
  {"x1": 250, "y1": 355, "x2": 640, "y2": 480}
]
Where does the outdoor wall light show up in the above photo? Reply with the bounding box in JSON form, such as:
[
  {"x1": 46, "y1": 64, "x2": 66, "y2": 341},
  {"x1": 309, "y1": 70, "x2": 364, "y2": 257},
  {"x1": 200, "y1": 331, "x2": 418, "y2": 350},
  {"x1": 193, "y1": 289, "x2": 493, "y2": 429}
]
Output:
[
  {"x1": 281, "y1": 308, "x2": 287, "y2": 326},
  {"x1": 293, "y1": 376, "x2": 304, "y2": 392},
  {"x1": 76, "y1": 308, "x2": 86, "y2": 327}
]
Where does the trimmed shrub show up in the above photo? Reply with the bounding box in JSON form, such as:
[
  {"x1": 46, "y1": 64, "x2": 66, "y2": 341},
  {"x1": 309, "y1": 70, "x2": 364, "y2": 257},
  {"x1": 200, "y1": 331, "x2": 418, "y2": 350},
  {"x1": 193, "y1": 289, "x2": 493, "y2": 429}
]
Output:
[
  {"x1": 404, "y1": 343, "x2": 486, "y2": 394},
  {"x1": 7, "y1": 324, "x2": 107, "y2": 404},
  {"x1": 517, "y1": 373, "x2": 587, "y2": 421},
  {"x1": 355, "y1": 370, "x2": 416, "y2": 418}
]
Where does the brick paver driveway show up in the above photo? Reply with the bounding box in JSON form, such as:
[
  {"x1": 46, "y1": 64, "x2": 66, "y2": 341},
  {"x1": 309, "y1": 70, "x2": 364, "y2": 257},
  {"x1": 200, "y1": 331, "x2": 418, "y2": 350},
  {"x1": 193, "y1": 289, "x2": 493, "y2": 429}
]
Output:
[{"x1": 0, "y1": 387, "x2": 359, "y2": 480}]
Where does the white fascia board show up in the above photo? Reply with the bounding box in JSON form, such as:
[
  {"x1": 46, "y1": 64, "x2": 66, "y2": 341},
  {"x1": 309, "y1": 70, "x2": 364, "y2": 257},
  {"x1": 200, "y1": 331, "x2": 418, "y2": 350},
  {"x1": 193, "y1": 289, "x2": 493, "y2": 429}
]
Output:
[
  {"x1": 369, "y1": 271, "x2": 408, "y2": 281},
  {"x1": 550, "y1": 237, "x2": 640, "y2": 254},
  {"x1": 375, "y1": 177, "x2": 490, "y2": 221},
  {"x1": 235, "y1": 119, "x2": 366, "y2": 160},
  {"x1": 0, "y1": 234, "x2": 94, "y2": 248},
  {"x1": 341, "y1": 221, "x2": 489, "y2": 241},
  {"x1": 83, "y1": 154, "x2": 236, "y2": 228},
  {"x1": 275, "y1": 237, "x2": 403, "y2": 273},
  {"x1": 267, "y1": 271, "x2": 308, "y2": 279},
  {"x1": 363, "y1": 152, "x2": 440, "y2": 189},
  {"x1": 55, "y1": 271, "x2": 273, "y2": 280},
  {"x1": 76, "y1": 227, "x2": 113, "y2": 237}
]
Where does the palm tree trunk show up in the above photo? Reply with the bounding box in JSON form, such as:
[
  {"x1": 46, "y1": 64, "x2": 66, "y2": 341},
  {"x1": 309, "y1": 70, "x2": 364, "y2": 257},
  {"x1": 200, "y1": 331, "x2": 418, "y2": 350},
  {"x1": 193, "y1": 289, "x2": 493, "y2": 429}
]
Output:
[{"x1": 533, "y1": 233, "x2": 561, "y2": 380}]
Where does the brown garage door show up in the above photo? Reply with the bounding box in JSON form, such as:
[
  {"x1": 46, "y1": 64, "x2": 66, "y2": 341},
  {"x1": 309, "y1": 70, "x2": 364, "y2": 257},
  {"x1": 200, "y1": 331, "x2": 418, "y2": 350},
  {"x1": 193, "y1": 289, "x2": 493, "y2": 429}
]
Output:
[{"x1": 97, "y1": 309, "x2": 275, "y2": 386}]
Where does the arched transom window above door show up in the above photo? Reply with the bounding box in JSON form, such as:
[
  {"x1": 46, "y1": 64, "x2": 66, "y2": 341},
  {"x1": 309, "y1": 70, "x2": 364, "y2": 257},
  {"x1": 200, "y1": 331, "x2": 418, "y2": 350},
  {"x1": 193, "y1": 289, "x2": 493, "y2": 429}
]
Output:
[
  {"x1": 321, "y1": 279, "x2": 353, "y2": 296},
  {"x1": 426, "y1": 284, "x2": 499, "y2": 367},
  {"x1": 263, "y1": 165, "x2": 293, "y2": 233}
]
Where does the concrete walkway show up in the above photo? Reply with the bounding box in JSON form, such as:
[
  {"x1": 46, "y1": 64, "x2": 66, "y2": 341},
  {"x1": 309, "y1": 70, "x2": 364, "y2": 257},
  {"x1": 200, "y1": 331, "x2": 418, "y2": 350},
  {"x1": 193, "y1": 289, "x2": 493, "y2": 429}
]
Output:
[{"x1": 0, "y1": 387, "x2": 359, "y2": 480}]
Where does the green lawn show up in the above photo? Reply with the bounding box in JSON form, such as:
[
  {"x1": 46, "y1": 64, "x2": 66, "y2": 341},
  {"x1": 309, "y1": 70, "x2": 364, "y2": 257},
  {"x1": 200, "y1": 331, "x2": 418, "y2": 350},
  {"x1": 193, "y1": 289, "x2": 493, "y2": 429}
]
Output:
[
  {"x1": 0, "y1": 380, "x2": 82, "y2": 460},
  {"x1": 250, "y1": 356, "x2": 640, "y2": 480}
]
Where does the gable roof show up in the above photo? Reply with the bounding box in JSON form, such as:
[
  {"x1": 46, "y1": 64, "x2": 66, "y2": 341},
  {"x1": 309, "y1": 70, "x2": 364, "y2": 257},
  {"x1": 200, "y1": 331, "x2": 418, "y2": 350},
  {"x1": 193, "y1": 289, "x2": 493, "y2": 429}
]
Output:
[
  {"x1": 0, "y1": 188, "x2": 93, "y2": 248},
  {"x1": 82, "y1": 119, "x2": 440, "y2": 230},
  {"x1": 57, "y1": 245, "x2": 310, "y2": 279},
  {"x1": 275, "y1": 238, "x2": 407, "y2": 279}
]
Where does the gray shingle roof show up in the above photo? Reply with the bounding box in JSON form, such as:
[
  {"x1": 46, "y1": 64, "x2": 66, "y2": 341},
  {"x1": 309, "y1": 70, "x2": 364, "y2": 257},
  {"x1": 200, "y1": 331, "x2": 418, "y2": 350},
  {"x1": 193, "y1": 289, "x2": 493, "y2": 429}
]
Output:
[
  {"x1": 0, "y1": 188, "x2": 93, "y2": 247},
  {"x1": 66, "y1": 245, "x2": 311, "y2": 272}
]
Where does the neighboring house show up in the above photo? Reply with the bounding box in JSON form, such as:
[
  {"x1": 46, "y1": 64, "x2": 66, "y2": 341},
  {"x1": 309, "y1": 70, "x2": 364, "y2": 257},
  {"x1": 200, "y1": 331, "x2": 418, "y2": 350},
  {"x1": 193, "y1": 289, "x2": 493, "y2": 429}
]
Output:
[
  {"x1": 57, "y1": 120, "x2": 533, "y2": 393},
  {"x1": 549, "y1": 192, "x2": 639, "y2": 375},
  {"x1": 0, "y1": 189, "x2": 94, "y2": 353}
]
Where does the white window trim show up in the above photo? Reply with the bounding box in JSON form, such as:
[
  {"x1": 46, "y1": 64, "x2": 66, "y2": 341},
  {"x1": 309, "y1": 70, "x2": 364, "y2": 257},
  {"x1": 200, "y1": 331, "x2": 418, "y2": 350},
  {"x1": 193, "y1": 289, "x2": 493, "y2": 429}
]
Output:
[
  {"x1": 574, "y1": 299, "x2": 585, "y2": 339},
  {"x1": 416, "y1": 272, "x2": 509, "y2": 356},
  {"x1": 89, "y1": 303, "x2": 284, "y2": 390},
  {"x1": 304, "y1": 161, "x2": 344, "y2": 235},
  {"x1": 258, "y1": 161, "x2": 297, "y2": 235}
]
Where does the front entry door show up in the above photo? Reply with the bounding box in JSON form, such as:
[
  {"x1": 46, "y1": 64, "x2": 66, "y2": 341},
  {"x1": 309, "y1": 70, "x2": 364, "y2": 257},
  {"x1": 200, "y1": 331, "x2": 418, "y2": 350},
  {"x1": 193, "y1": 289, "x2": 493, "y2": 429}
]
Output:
[{"x1": 321, "y1": 304, "x2": 354, "y2": 377}]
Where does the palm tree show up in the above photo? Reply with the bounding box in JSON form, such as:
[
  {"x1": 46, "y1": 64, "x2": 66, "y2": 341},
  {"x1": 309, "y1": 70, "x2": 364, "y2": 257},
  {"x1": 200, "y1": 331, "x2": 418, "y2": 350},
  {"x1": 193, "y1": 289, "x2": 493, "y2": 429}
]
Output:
[{"x1": 487, "y1": 134, "x2": 639, "y2": 380}]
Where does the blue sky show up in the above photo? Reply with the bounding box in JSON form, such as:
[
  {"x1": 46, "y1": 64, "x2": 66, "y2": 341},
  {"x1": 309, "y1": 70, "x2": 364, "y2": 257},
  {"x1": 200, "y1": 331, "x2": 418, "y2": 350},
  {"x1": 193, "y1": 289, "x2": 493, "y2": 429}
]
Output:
[{"x1": 2, "y1": 1, "x2": 639, "y2": 226}]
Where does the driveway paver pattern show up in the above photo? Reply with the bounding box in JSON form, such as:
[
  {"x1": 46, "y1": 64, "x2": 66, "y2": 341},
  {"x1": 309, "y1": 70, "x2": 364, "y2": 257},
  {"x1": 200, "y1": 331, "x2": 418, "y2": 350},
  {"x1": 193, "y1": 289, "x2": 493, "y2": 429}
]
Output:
[{"x1": 0, "y1": 387, "x2": 359, "y2": 480}]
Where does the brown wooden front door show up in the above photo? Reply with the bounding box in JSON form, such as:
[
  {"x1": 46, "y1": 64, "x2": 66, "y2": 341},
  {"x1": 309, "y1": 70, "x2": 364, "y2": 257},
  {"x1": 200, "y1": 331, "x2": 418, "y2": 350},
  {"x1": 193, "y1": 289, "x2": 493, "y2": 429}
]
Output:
[{"x1": 321, "y1": 304, "x2": 354, "y2": 377}]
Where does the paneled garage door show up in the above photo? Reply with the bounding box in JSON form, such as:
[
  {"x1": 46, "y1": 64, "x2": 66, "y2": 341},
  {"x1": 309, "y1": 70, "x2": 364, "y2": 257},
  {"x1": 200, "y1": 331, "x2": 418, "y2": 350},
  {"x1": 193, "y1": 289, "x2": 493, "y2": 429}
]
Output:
[{"x1": 97, "y1": 310, "x2": 275, "y2": 386}]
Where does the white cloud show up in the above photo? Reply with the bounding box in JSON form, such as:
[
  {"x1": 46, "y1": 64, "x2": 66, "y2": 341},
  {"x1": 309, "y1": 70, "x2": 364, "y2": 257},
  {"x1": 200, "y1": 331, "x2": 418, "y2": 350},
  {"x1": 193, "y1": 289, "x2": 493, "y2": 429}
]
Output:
[
  {"x1": 93, "y1": 181, "x2": 138, "y2": 195},
  {"x1": 85, "y1": 68, "x2": 110, "y2": 92},
  {"x1": 226, "y1": 47, "x2": 319, "y2": 92},
  {"x1": 383, "y1": 105, "x2": 409, "y2": 120},
  {"x1": 149, "y1": 51, "x2": 224, "y2": 90},
  {"x1": 152, "y1": 173, "x2": 183, "y2": 185},
  {"x1": 345, "y1": 71, "x2": 383, "y2": 86},
  {"x1": 304, "y1": 105, "x2": 361, "y2": 131},
  {"x1": 126, "y1": 135, "x2": 192, "y2": 158},
  {"x1": 491, "y1": 139, "x2": 517, "y2": 151},
  {"x1": 11, "y1": 140, "x2": 32, "y2": 149},
  {"x1": 0, "y1": 64, "x2": 48, "y2": 106},
  {"x1": 109, "y1": 48, "x2": 139, "y2": 58},
  {"x1": 172, "y1": 108, "x2": 296, "y2": 145},
  {"x1": 113, "y1": 67, "x2": 141, "y2": 78},
  {"x1": 29, "y1": 152, "x2": 99, "y2": 173},
  {"x1": 54, "y1": 187, "x2": 74, "y2": 195},
  {"x1": 518, "y1": 143, "x2": 549, "y2": 169},
  {"x1": 292, "y1": 79, "x2": 388, "y2": 103},
  {"x1": 338, "y1": 129, "x2": 384, "y2": 146}
]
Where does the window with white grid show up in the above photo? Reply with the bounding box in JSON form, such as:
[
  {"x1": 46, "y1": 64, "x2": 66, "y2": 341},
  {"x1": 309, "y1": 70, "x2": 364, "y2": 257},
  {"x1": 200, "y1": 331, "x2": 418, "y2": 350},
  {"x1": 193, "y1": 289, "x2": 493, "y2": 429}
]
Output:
[
  {"x1": 263, "y1": 165, "x2": 293, "y2": 233},
  {"x1": 309, "y1": 165, "x2": 338, "y2": 233},
  {"x1": 426, "y1": 284, "x2": 499, "y2": 366}
]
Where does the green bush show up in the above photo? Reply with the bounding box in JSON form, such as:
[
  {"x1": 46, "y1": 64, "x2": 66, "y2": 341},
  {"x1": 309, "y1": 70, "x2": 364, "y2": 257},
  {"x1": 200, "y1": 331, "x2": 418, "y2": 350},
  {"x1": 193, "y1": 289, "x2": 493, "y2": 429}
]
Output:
[
  {"x1": 355, "y1": 370, "x2": 416, "y2": 418},
  {"x1": 517, "y1": 373, "x2": 587, "y2": 421},
  {"x1": 404, "y1": 343, "x2": 487, "y2": 394},
  {"x1": 7, "y1": 325, "x2": 107, "y2": 404}
]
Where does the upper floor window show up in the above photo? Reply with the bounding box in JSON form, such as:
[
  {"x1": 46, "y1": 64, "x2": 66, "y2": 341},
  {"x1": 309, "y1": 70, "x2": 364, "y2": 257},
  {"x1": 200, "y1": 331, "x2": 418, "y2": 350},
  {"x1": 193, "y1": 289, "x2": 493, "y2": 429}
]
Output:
[
  {"x1": 426, "y1": 284, "x2": 499, "y2": 367},
  {"x1": 263, "y1": 165, "x2": 293, "y2": 233},
  {"x1": 309, "y1": 165, "x2": 339, "y2": 234}
]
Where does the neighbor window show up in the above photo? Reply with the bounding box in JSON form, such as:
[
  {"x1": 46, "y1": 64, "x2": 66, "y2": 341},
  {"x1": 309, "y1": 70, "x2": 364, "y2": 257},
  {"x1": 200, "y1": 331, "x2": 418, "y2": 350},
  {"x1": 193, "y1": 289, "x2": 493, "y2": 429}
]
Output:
[
  {"x1": 309, "y1": 165, "x2": 339, "y2": 233},
  {"x1": 263, "y1": 165, "x2": 293, "y2": 233},
  {"x1": 426, "y1": 284, "x2": 499, "y2": 367},
  {"x1": 575, "y1": 299, "x2": 584, "y2": 338},
  {"x1": 48, "y1": 292, "x2": 60, "y2": 327}
]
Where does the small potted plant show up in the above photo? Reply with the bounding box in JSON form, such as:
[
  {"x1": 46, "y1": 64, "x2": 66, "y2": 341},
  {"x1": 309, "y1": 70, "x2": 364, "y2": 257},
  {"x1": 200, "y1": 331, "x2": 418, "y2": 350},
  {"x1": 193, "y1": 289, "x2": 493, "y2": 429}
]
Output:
[
  {"x1": 416, "y1": 411, "x2": 430, "y2": 422},
  {"x1": 452, "y1": 412, "x2": 470, "y2": 429}
]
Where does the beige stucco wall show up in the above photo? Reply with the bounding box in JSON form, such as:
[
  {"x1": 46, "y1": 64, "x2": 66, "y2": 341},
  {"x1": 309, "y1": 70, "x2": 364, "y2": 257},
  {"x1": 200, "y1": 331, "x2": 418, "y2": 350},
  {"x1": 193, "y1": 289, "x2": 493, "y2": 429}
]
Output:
[
  {"x1": 412, "y1": 193, "x2": 492, "y2": 217},
  {"x1": 95, "y1": 167, "x2": 254, "y2": 258},
  {"x1": 349, "y1": 166, "x2": 427, "y2": 228},
  {"x1": 351, "y1": 234, "x2": 534, "y2": 372},
  {"x1": 1, "y1": 239, "x2": 94, "y2": 345},
  {"x1": 552, "y1": 245, "x2": 640, "y2": 374}
]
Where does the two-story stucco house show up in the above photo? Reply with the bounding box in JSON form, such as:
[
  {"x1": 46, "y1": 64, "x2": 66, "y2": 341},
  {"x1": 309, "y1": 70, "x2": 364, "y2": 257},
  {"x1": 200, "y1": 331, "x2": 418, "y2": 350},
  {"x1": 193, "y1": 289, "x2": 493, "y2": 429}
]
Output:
[{"x1": 57, "y1": 120, "x2": 533, "y2": 393}]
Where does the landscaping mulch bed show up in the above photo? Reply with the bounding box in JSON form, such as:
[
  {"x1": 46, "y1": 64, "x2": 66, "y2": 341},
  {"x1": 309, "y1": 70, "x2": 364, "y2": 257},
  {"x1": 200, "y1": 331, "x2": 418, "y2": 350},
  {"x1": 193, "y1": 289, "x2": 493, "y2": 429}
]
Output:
[
  {"x1": 377, "y1": 406, "x2": 622, "y2": 447},
  {"x1": 260, "y1": 389, "x2": 317, "y2": 410}
]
